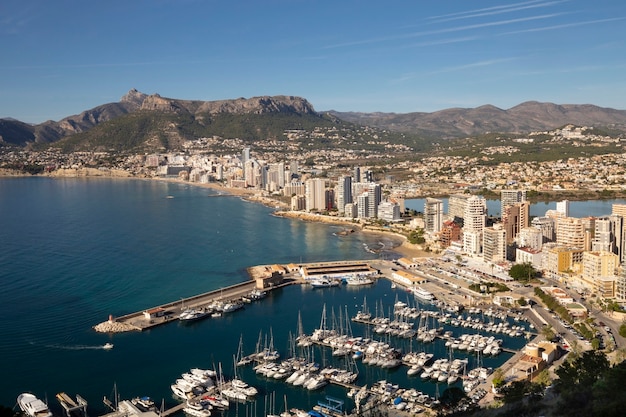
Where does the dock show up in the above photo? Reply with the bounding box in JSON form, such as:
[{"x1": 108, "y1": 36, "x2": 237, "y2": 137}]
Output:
[{"x1": 97, "y1": 260, "x2": 377, "y2": 332}]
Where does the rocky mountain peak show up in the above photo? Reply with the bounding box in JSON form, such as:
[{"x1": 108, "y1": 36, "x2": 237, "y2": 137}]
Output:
[{"x1": 120, "y1": 88, "x2": 148, "y2": 107}]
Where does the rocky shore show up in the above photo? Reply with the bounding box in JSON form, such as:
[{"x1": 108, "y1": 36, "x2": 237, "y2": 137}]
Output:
[{"x1": 93, "y1": 319, "x2": 138, "y2": 333}]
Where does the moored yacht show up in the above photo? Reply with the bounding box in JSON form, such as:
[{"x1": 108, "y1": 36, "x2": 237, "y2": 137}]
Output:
[{"x1": 18, "y1": 393, "x2": 53, "y2": 417}]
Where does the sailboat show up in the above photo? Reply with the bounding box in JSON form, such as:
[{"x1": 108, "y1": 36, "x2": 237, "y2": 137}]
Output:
[{"x1": 235, "y1": 334, "x2": 252, "y2": 366}]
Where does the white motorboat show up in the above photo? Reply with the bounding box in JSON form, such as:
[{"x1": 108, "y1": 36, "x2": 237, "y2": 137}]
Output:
[
  {"x1": 412, "y1": 287, "x2": 435, "y2": 302},
  {"x1": 103, "y1": 343, "x2": 114, "y2": 350},
  {"x1": 179, "y1": 308, "x2": 211, "y2": 322},
  {"x1": 345, "y1": 275, "x2": 374, "y2": 286},
  {"x1": 17, "y1": 393, "x2": 53, "y2": 417},
  {"x1": 309, "y1": 278, "x2": 339, "y2": 288}
]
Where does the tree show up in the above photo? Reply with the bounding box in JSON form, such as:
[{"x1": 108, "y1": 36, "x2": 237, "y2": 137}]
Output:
[
  {"x1": 534, "y1": 369, "x2": 552, "y2": 387},
  {"x1": 619, "y1": 322, "x2": 626, "y2": 338},
  {"x1": 540, "y1": 324, "x2": 556, "y2": 341},
  {"x1": 492, "y1": 367, "x2": 506, "y2": 389},
  {"x1": 509, "y1": 262, "x2": 537, "y2": 282}
]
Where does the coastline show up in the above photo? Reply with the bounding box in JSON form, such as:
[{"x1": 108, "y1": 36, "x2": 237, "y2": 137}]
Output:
[{"x1": 0, "y1": 171, "x2": 433, "y2": 260}]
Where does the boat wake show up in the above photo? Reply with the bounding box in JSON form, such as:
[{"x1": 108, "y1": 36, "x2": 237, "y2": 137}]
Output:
[{"x1": 44, "y1": 344, "x2": 112, "y2": 350}]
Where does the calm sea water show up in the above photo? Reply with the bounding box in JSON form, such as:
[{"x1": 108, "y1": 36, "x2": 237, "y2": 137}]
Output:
[{"x1": 0, "y1": 178, "x2": 597, "y2": 415}]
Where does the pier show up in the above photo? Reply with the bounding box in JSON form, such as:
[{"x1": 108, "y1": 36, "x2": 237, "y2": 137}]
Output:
[{"x1": 96, "y1": 260, "x2": 377, "y2": 332}]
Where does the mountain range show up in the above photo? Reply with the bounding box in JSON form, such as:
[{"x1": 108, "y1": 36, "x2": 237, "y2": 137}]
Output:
[{"x1": 1, "y1": 89, "x2": 626, "y2": 151}]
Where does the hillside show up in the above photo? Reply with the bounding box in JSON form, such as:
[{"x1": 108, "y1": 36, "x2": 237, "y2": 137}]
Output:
[
  {"x1": 2, "y1": 90, "x2": 626, "y2": 153},
  {"x1": 0, "y1": 89, "x2": 325, "y2": 151},
  {"x1": 329, "y1": 102, "x2": 626, "y2": 139}
]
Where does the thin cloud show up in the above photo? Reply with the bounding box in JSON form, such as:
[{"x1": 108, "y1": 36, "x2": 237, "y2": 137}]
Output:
[
  {"x1": 430, "y1": 0, "x2": 568, "y2": 24},
  {"x1": 503, "y1": 16, "x2": 626, "y2": 34},
  {"x1": 427, "y1": 0, "x2": 551, "y2": 20},
  {"x1": 392, "y1": 58, "x2": 517, "y2": 83},
  {"x1": 324, "y1": 13, "x2": 566, "y2": 50}
]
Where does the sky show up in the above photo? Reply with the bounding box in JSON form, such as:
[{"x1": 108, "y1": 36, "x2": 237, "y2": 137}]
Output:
[{"x1": 1, "y1": 0, "x2": 625, "y2": 124}]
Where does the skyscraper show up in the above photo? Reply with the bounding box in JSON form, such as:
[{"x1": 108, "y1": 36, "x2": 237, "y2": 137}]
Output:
[
  {"x1": 500, "y1": 189, "x2": 526, "y2": 217},
  {"x1": 336, "y1": 176, "x2": 353, "y2": 214},
  {"x1": 424, "y1": 198, "x2": 444, "y2": 233},
  {"x1": 305, "y1": 178, "x2": 326, "y2": 211}
]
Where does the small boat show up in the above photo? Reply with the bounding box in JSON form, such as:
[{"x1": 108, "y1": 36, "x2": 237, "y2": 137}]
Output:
[
  {"x1": 17, "y1": 393, "x2": 53, "y2": 417},
  {"x1": 309, "y1": 278, "x2": 339, "y2": 288},
  {"x1": 345, "y1": 275, "x2": 374, "y2": 286},
  {"x1": 103, "y1": 343, "x2": 114, "y2": 350}
]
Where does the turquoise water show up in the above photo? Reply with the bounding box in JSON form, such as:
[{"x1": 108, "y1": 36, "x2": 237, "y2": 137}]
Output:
[{"x1": 0, "y1": 178, "x2": 557, "y2": 415}]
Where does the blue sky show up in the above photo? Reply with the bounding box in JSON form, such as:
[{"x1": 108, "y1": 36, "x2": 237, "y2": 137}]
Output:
[{"x1": 1, "y1": 0, "x2": 625, "y2": 123}]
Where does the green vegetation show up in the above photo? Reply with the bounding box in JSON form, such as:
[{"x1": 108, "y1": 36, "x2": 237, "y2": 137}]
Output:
[
  {"x1": 553, "y1": 350, "x2": 625, "y2": 417},
  {"x1": 469, "y1": 282, "x2": 510, "y2": 293},
  {"x1": 508, "y1": 262, "x2": 538, "y2": 282},
  {"x1": 619, "y1": 322, "x2": 626, "y2": 338},
  {"x1": 534, "y1": 287, "x2": 572, "y2": 324},
  {"x1": 407, "y1": 228, "x2": 425, "y2": 244}
]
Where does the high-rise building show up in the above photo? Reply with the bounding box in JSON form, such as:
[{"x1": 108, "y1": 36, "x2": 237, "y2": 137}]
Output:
[
  {"x1": 612, "y1": 204, "x2": 626, "y2": 264},
  {"x1": 556, "y1": 217, "x2": 586, "y2": 249},
  {"x1": 463, "y1": 230, "x2": 482, "y2": 256},
  {"x1": 440, "y1": 221, "x2": 462, "y2": 248},
  {"x1": 241, "y1": 147, "x2": 250, "y2": 168},
  {"x1": 448, "y1": 194, "x2": 472, "y2": 221},
  {"x1": 424, "y1": 198, "x2": 444, "y2": 233},
  {"x1": 353, "y1": 166, "x2": 361, "y2": 183},
  {"x1": 517, "y1": 227, "x2": 543, "y2": 250},
  {"x1": 500, "y1": 189, "x2": 526, "y2": 217},
  {"x1": 305, "y1": 178, "x2": 326, "y2": 211},
  {"x1": 532, "y1": 216, "x2": 555, "y2": 243},
  {"x1": 502, "y1": 202, "x2": 530, "y2": 243},
  {"x1": 336, "y1": 176, "x2": 353, "y2": 214},
  {"x1": 556, "y1": 200, "x2": 570, "y2": 217},
  {"x1": 483, "y1": 225, "x2": 507, "y2": 263},
  {"x1": 582, "y1": 251, "x2": 619, "y2": 297},
  {"x1": 463, "y1": 196, "x2": 487, "y2": 234},
  {"x1": 592, "y1": 217, "x2": 614, "y2": 253},
  {"x1": 367, "y1": 183, "x2": 381, "y2": 219},
  {"x1": 378, "y1": 201, "x2": 401, "y2": 222},
  {"x1": 357, "y1": 193, "x2": 369, "y2": 219}
]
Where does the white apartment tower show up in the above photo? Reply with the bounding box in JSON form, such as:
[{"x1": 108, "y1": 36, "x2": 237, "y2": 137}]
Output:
[
  {"x1": 448, "y1": 194, "x2": 471, "y2": 220},
  {"x1": 500, "y1": 189, "x2": 526, "y2": 217},
  {"x1": 556, "y1": 200, "x2": 570, "y2": 217},
  {"x1": 483, "y1": 225, "x2": 507, "y2": 263},
  {"x1": 517, "y1": 227, "x2": 544, "y2": 251},
  {"x1": 305, "y1": 178, "x2": 327, "y2": 212},
  {"x1": 424, "y1": 198, "x2": 444, "y2": 233},
  {"x1": 556, "y1": 217, "x2": 586, "y2": 249},
  {"x1": 336, "y1": 176, "x2": 353, "y2": 214},
  {"x1": 463, "y1": 196, "x2": 487, "y2": 234}
]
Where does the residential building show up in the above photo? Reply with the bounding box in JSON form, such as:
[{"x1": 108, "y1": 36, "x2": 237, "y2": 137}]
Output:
[
  {"x1": 378, "y1": 201, "x2": 402, "y2": 222},
  {"x1": 336, "y1": 176, "x2": 353, "y2": 214},
  {"x1": 502, "y1": 201, "x2": 530, "y2": 243},
  {"x1": 463, "y1": 230, "x2": 482, "y2": 256},
  {"x1": 305, "y1": 178, "x2": 326, "y2": 211},
  {"x1": 483, "y1": 224, "x2": 507, "y2": 263},
  {"x1": 582, "y1": 251, "x2": 618, "y2": 297},
  {"x1": 556, "y1": 217, "x2": 586, "y2": 249},
  {"x1": 424, "y1": 198, "x2": 444, "y2": 233},
  {"x1": 500, "y1": 189, "x2": 526, "y2": 217},
  {"x1": 517, "y1": 227, "x2": 543, "y2": 251},
  {"x1": 439, "y1": 220, "x2": 462, "y2": 248},
  {"x1": 448, "y1": 194, "x2": 471, "y2": 221}
]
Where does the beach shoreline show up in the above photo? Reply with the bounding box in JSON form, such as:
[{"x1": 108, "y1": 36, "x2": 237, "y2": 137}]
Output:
[{"x1": 5, "y1": 171, "x2": 429, "y2": 259}]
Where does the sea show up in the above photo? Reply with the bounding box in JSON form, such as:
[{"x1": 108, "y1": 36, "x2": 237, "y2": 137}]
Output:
[{"x1": 0, "y1": 178, "x2": 620, "y2": 416}]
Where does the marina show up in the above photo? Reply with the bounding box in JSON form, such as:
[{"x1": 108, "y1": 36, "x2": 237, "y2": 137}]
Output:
[{"x1": 85, "y1": 259, "x2": 537, "y2": 417}]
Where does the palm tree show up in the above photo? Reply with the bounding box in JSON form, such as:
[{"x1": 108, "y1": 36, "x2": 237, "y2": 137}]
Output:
[{"x1": 540, "y1": 324, "x2": 556, "y2": 341}]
